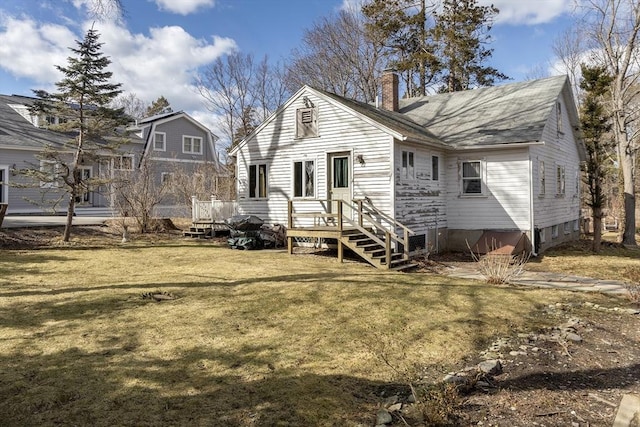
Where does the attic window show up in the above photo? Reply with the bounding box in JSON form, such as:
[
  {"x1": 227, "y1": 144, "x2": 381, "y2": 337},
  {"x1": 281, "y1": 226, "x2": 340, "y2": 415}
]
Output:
[{"x1": 296, "y1": 107, "x2": 318, "y2": 138}]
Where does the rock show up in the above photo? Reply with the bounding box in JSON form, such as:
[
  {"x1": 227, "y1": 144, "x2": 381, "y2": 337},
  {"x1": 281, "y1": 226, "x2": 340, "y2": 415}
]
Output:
[
  {"x1": 477, "y1": 359, "x2": 502, "y2": 376},
  {"x1": 443, "y1": 373, "x2": 469, "y2": 385},
  {"x1": 376, "y1": 409, "x2": 393, "y2": 425},
  {"x1": 564, "y1": 332, "x2": 583, "y2": 342},
  {"x1": 622, "y1": 308, "x2": 640, "y2": 315},
  {"x1": 387, "y1": 403, "x2": 402, "y2": 412},
  {"x1": 383, "y1": 395, "x2": 398, "y2": 406}
]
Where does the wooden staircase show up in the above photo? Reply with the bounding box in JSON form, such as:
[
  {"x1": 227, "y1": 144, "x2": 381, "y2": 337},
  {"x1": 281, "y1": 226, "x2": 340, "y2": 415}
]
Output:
[
  {"x1": 340, "y1": 229, "x2": 417, "y2": 271},
  {"x1": 287, "y1": 198, "x2": 419, "y2": 271}
]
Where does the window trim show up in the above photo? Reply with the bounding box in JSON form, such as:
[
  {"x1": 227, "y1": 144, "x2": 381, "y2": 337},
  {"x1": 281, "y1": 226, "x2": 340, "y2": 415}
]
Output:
[
  {"x1": 292, "y1": 159, "x2": 316, "y2": 199},
  {"x1": 153, "y1": 132, "x2": 166, "y2": 152},
  {"x1": 248, "y1": 163, "x2": 268, "y2": 199},
  {"x1": 401, "y1": 150, "x2": 415, "y2": 180},
  {"x1": 539, "y1": 160, "x2": 545, "y2": 196},
  {"x1": 182, "y1": 135, "x2": 203, "y2": 155},
  {"x1": 0, "y1": 165, "x2": 8, "y2": 203},
  {"x1": 460, "y1": 159, "x2": 485, "y2": 196}
]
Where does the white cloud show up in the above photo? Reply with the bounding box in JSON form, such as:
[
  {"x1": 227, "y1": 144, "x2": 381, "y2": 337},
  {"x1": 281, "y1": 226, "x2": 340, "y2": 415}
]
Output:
[
  {"x1": 153, "y1": 0, "x2": 215, "y2": 15},
  {"x1": 481, "y1": 0, "x2": 573, "y2": 25},
  {"x1": 0, "y1": 13, "x2": 236, "y2": 116},
  {"x1": 0, "y1": 15, "x2": 72, "y2": 84}
]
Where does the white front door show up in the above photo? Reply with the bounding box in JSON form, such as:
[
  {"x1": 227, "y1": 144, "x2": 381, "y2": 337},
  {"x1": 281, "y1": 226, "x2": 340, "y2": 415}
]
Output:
[{"x1": 328, "y1": 152, "x2": 351, "y2": 219}]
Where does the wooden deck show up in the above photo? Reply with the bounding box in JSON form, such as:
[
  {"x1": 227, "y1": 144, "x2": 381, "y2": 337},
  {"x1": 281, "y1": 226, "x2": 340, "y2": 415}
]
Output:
[{"x1": 286, "y1": 199, "x2": 418, "y2": 271}]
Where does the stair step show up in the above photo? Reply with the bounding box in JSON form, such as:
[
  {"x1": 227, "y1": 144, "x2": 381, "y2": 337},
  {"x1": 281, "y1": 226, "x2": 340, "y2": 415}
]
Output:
[{"x1": 390, "y1": 262, "x2": 419, "y2": 272}]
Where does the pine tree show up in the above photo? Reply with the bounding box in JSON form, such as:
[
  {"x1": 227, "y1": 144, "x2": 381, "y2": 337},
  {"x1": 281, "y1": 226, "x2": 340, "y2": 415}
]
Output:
[
  {"x1": 433, "y1": 0, "x2": 508, "y2": 92},
  {"x1": 579, "y1": 64, "x2": 614, "y2": 252},
  {"x1": 29, "y1": 28, "x2": 126, "y2": 242},
  {"x1": 145, "y1": 96, "x2": 173, "y2": 117}
]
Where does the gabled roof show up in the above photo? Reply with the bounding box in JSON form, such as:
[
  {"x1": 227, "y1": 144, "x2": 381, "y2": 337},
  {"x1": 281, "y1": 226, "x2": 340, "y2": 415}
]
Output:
[
  {"x1": 232, "y1": 75, "x2": 580, "y2": 156},
  {"x1": 399, "y1": 75, "x2": 573, "y2": 148},
  {"x1": 0, "y1": 94, "x2": 70, "y2": 150}
]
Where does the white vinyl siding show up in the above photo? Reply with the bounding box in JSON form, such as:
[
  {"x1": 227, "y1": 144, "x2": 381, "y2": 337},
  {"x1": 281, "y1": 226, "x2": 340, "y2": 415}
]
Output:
[
  {"x1": 235, "y1": 90, "x2": 393, "y2": 224},
  {"x1": 446, "y1": 150, "x2": 531, "y2": 230}
]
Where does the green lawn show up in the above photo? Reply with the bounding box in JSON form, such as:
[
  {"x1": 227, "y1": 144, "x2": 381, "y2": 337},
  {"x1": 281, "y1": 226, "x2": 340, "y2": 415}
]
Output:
[{"x1": 0, "y1": 238, "x2": 629, "y2": 426}]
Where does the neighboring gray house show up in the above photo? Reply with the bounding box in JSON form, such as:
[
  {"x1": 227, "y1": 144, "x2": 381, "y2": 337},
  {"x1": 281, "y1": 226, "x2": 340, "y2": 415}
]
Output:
[
  {"x1": 0, "y1": 94, "x2": 221, "y2": 215},
  {"x1": 229, "y1": 73, "x2": 584, "y2": 259}
]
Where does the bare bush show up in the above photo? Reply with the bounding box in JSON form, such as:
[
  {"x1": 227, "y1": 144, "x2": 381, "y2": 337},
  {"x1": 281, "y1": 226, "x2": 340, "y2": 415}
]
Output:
[{"x1": 468, "y1": 240, "x2": 530, "y2": 284}]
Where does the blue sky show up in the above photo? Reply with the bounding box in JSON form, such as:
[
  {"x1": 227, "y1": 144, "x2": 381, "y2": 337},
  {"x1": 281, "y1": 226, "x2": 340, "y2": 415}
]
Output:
[{"x1": 0, "y1": 0, "x2": 576, "y2": 138}]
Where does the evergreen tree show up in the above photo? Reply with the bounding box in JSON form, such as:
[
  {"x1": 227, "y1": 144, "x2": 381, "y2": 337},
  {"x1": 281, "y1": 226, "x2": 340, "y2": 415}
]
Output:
[
  {"x1": 28, "y1": 28, "x2": 126, "y2": 242},
  {"x1": 433, "y1": 0, "x2": 507, "y2": 92},
  {"x1": 145, "y1": 96, "x2": 173, "y2": 117},
  {"x1": 579, "y1": 64, "x2": 614, "y2": 252}
]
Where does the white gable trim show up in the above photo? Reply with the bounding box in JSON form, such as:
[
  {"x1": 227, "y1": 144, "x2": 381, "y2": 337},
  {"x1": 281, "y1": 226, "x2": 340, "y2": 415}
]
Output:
[{"x1": 229, "y1": 86, "x2": 410, "y2": 156}]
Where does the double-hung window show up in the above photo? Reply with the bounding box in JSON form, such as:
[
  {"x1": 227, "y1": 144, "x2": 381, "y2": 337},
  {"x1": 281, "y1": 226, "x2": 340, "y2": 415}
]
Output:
[
  {"x1": 154, "y1": 132, "x2": 166, "y2": 151},
  {"x1": 462, "y1": 160, "x2": 482, "y2": 194},
  {"x1": 556, "y1": 165, "x2": 565, "y2": 195},
  {"x1": 249, "y1": 164, "x2": 268, "y2": 198},
  {"x1": 114, "y1": 155, "x2": 134, "y2": 171},
  {"x1": 183, "y1": 135, "x2": 203, "y2": 155},
  {"x1": 293, "y1": 160, "x2": 315, "y2": 198},
  {"x1": 432, "y1": 155, "x2": 439, "y2": 181},
  {"x1": 401, "y1": 150, "x2": 414, "y2": 180}
]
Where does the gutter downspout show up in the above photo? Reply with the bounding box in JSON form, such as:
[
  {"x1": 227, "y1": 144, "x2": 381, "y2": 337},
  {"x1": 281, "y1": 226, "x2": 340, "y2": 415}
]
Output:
[{"x1": 529, "y1": 154, "x2": 537, "y2": 256}]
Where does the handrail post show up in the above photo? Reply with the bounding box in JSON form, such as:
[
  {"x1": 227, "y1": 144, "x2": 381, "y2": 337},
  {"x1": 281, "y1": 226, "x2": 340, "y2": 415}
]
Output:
[
  {"x1": 404, "y1": 229, "x2": 410, "y2": 260},
  {"x1": 191, "y1": 196, "x2": 197, "y2": 222},
  {"x1": 288, "y1": 200, "x2": 293, "y2": 229},
  {"x1": 337, "y1": 200, "x2": 343, "y2": 232},
  {"x1": 385, "y1": 231, "x2": 392, "y2": 269},
  {"x1": 357, "y1": 199, "x2": 363, "y2": 227}
]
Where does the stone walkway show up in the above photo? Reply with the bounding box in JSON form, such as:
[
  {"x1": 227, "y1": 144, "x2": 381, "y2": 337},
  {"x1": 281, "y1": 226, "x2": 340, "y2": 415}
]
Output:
[{"x1": 444, "y1": 264, "x2": 630, "y2": 295}]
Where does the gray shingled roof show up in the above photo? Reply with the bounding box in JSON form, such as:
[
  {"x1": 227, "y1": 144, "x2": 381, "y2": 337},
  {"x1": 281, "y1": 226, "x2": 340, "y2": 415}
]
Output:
[
  {"x1": 0, "y1": 94, "x2": 71, "y2": 150},
  {"x1": 398, "y1": 75, "x2": 570, "y2": 148}
]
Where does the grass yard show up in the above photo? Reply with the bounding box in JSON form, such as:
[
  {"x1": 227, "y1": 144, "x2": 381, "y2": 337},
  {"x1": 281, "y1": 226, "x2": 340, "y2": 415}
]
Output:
[{"x1": 0, "y1": 229, "x2": 636, "y2": 426}]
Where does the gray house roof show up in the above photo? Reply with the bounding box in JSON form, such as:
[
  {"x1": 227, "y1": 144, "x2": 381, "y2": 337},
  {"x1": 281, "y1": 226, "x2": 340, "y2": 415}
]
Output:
[
  {"x1": 398, "y1": 75, "x2": 574, "y2": 148},
  {"x1": 0, "y1": 94, "x2": 70, "y2": 150}
]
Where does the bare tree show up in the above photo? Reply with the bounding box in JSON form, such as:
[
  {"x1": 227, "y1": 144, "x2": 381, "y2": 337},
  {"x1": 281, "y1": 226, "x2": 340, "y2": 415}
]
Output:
[
  {"x1": 287, "y1": 10, "x2": 384, "y2": 102},
  {"x1": 112, "y1": 92, "x2": 146, "y2": 120},
  {"x1": 551, "y1": 26, "x2": 585, "y2": 100},
  {"x1": 110, "y1": 160, "x2": 168, "y2": 234},
  {"x1": 577, "y1": 0, "x2": 640, "y2": 246},
  {"x1": 195, "y1": 53, "x2": 288, "y2": 153}
]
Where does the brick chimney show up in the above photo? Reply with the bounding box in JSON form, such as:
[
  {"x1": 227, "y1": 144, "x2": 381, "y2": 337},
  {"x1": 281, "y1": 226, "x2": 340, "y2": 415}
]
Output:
[{"x1": 381, "y1": 69, "x2": 399, "y2": 112}]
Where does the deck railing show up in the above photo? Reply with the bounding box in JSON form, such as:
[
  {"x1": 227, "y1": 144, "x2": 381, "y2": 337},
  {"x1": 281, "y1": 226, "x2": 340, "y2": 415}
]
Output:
[
  {"x1": 191, "y1": 196, "x2": 238, "y2": 222},
  {"x1": 287, "y1": 198, "x2": 415, "y2": 261}
]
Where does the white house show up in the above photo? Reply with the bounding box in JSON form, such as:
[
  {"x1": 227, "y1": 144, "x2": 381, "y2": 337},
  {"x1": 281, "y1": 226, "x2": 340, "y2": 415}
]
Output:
[{"x1": 229, "y1": 73, "x2": 584, "y2": 266}]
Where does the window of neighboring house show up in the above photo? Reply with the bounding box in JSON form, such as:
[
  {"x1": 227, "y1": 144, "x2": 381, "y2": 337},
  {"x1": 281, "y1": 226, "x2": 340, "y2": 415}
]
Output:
[
  {"x1": 296, "y1": 107, "x2": 318, "y2": 138},
  {"x1": 249, "y1": 164, "x2": 268, "y2": 198},
  {"x1": 154, "y1": 132, "x2": 166, "y2": 151},
  {"x1": 401, "y1": 150, "x2": 415, "y2": 180},
  {"x1": 183, "y1": 136, "x2": 203, "y2": 155},
  {"x1": 461, "y1": 160, "x2": 483, "y2": 195},
  {"x1": 0, "y1": 167, "x2": 7, "y2": 203},
  {"x1": 432, "y1": 155, "x2": 439, "y2": 181},
  {"x1": 114, "y1": 155, "x2": 134, "y2": 171},
  {"x1": 39, "y1": 160, "x2": 59, "y2": 188},
  {"x1": 293, "y1": 160, "x2": 315, "y2": 198},
  {"x1": 552, "y1": 224, "x2": 559, "y2": 239},
  {"x1": 161, "y1": 172, "x2": 173, "y2": 185},
  {"x1": 42, "y1": 115, "x2": 67, "y2": 127},
  {"x1": 539, "y1": 160, "x2": 545, "y2": 195},
  {"x1": 556, "y1": 102, "x2": 563, "y2": 135},
  {"x1": 556, "y1": 164, "x2": 565, "y2": 195}
]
